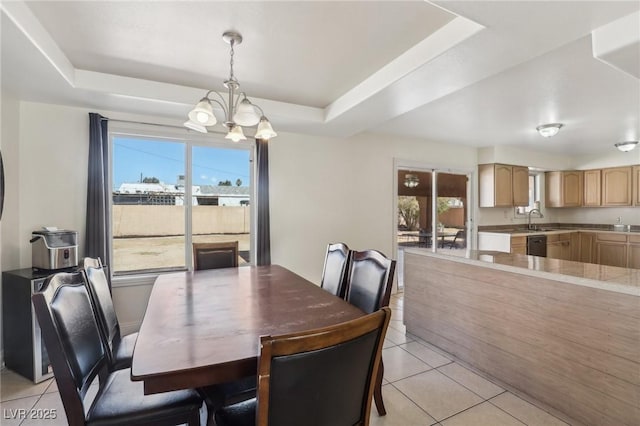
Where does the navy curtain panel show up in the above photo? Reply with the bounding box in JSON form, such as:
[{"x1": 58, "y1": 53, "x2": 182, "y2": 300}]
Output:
[
  {"x1": 86, "y1": 113, "x2": 112, "y2": 275},
  {"x1": 256, "y1": 138, "x2": 271, "y2": 265}
]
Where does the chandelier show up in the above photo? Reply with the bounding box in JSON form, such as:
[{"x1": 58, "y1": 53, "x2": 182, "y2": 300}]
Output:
[
  {"x1": 184, "y1": 31, "x2": 277, "y2": 141},
  {"x1": 404, "y1": 174, "x2": 419, "y2": 188}
]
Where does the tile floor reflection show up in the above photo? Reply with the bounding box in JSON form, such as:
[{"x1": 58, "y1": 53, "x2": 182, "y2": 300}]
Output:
[{"x1": 1, "y1": 293, "x2": 571, "y2": 425}]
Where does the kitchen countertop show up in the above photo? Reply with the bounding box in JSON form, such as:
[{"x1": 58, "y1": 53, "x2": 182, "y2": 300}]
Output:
[
  {"x1": 478, "y1": 222, "x2": 639, "y2": 237},
  {"x1": 480, "y1": 228, "x2": 639, "y2": 237},
  {"x1": 404, "y1": 248, "x2": 639, "y2": 296}
]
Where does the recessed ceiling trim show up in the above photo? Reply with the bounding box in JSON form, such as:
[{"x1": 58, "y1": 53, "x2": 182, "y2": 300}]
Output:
[
  {"x1": 3, "y1": 2, "x2": 325, "y2": 127},
  {"x1": 325, "y1": 16, "x2": 484, "y2": 122},
  {"x1": 1, "y1": 1, "x2": 75, "y2": 86},
  {"x1": 592, "y1": 11, "x2": 640, "y2": 79}
]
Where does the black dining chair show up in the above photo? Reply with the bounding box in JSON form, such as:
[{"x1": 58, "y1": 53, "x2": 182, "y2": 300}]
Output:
[
  {"x1": 344, "y1": 249, "x2": 396, "y2": 416},
  {"x1": 447, "y1": 230, "x2": 466, "y2": 249},
  {"x1": 320, "y1": 242, "x2": 351, "y2": 298},
  {"x1": 31, "y1": 272, "x2": 203, "y2": 426},
  {"x1": 214, "y1": 308, "x2": 392, "y2": 426},
  {"x1": 82, "y1": 257, "x2": 137, "y2": 371},
  {"x1": 193, "y1": 241, "x2": 239, "y2": 270}
]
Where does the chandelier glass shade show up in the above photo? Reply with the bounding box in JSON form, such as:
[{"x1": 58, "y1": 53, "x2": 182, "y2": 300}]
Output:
[
  {"x1": 184, "y1": 31, "x2": 277, "y2": 141},
  {"x1": 404, "y1": 174, "x2": 419, "y2": 188}
]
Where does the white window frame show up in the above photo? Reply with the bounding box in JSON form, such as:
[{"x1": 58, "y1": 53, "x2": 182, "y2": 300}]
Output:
[
  {"x1": 514, "y1": 171, "x2": 542, "y2": 217},
  {"x1": 108, "y1": 123, "x2": 255, "y2": 280}
]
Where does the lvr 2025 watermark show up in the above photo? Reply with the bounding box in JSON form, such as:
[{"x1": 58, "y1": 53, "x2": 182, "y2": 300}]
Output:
[{"x1": 3, "y1": 408, "x2": 57, "y2": 420}]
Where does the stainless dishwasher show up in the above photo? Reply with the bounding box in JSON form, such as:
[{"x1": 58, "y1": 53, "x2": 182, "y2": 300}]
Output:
[{"x1": 526, "y1": 234, "x2": 547, "y2": 257}]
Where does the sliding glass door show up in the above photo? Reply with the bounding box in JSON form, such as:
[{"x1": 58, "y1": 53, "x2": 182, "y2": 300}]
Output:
[{"x1": 396, "y1": 166, "x2": 471, "y2": 289}]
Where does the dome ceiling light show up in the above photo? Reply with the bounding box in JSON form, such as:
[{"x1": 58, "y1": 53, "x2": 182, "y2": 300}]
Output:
[
  {"x1": 614, "y1": 141, "x2": 638, "y2": 152},
  {"x1": 536, "y1": 123, "x2": 563, "y2": 138}
]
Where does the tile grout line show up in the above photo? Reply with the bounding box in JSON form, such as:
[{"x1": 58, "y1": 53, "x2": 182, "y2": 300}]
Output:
[
  {"x1": 485, "y1": 394, "x2": 540, "y2": 426},
  {"x1": 387, "y1": 381, "x2": 439, "y2": 424},
  {"x1": 435, "y1": 364, "x2": 506, "y2": 401},
  {"x1": 396, "y1": 344, "x2": 454, "y2": 370}
]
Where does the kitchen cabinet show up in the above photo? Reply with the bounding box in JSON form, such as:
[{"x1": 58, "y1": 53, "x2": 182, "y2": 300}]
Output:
[
  {"x1": 583, "y1": 169, "x2": 601, "y2": 207},
  {"x1": 510, "y1": 236, "x2": 526, "y2": 255},
  {"x1": 633, "y1": 165, "x2": 640, "y2": 206},
  {"x1": 512, "y1": 166, "x2": 530, "y2": 206},
  {"x1": 602, "y1": 166, "x2": 632, "y2": 206},
  {"x1": 545, "y1": 171, "x2": 583, "y2": 207},
  {"x1": 479, "y1": 164, "x2": 529, "y2": 207},
  {"x1": 547, "y1": 234, "x2": 571, "y2": 260},
  {"x1": 570, "y1": 232, "x2": 580, "y2": 261},
  {"x1": 579, "y1": 232, "x2": 596, "y2": 264},
  {"x1": 629, "y1": 234, "x2": 640, "y2": 269},
  {"x1": 595, "y1": 233, "x2": 628, "y2": 268}
]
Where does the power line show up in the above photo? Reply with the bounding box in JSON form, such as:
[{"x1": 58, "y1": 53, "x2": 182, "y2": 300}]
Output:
[{"x1": 114, "y1": 142, "x2": 250, "y2": 179}]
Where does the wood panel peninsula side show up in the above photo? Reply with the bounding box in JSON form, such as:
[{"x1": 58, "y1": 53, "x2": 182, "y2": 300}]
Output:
[{"x1": 404, "y1": 249, "x2": 639, "y2": 426}]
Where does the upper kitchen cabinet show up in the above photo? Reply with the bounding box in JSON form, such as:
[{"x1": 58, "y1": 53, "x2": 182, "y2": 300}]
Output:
[
  {"x1": 602, "y1": 166, "x2": 632, "y2": 206},
  {"x1": 633, "y1": 165, "x2": 640, "y2": 206},
  {"x1": 545, "y1": 171, "x2": 583, "y2": 207},
  {"x1": 479, "y1": 164, "x2": 529, "y2": 207},
  {"x1": 583, "y1": 169, "x2": 601, "y2": 207}
]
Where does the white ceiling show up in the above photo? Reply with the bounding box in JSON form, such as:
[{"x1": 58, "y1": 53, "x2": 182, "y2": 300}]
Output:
[{"x1": 2, "y1": 1, "x2": 639, "y2": 156}]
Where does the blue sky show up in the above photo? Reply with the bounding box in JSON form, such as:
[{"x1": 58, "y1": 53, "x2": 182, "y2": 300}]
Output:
[{"x1": 112, "y1": 137, "x2": 250, "y2": 189}]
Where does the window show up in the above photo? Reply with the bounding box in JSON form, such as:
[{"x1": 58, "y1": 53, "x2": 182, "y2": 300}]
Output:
[
  {"x1": 110, "y1": 132, "x2": 252, "y2": 275},
  {"x1": 515, "y1": 172, "x2": 541, "y2": 216}
]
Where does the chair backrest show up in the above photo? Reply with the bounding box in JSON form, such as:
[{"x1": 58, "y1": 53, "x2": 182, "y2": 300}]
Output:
[
  {"x1": 32, "y1": 272, "x2": 107, "y2": 426},
  {"x1": 345, "y1": 250, "x2": 396, "y2": 314},
  {"x1": 193, "y1": 241, "x2": 239, "y2": 270},
  {"x1": 320, "y1": 243, "x2": 351, "y2": 298},
  {"x1": 82, "y1": 257, "x2": 121, "y2": 363},
  {"x1": 256, "y1": 308, "x2": 391, "y2": 426}
]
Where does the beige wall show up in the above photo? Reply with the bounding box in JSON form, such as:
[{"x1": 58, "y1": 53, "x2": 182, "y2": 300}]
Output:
[
  {"x1": 113, "y1": 205, "x2": 250, "y2": 237},
  {"x1": 269, "y1": 131, "x2": 478, "y2": 283}
]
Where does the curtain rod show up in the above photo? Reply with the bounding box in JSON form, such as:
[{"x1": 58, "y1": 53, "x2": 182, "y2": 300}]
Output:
[{"x1": 102, "y1": 117, "x2": 231, "y2": 136}]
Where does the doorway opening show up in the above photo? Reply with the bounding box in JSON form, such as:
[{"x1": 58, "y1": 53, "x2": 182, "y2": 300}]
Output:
[{"x1": 395, "y1": 167, "x2": 471, "y2": 290}]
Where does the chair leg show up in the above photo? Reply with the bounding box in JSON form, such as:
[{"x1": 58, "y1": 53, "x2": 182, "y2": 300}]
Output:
[
  {"x1": 188, "y1": 407, "x2": 202, "y2": 426},
  {"x1": 374, "y1": 359, "x2": 386, "y2": 416}
]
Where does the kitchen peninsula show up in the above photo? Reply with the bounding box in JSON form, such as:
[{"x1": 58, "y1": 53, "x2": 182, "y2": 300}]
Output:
[{"x1": 404, "y1": 248, "x2": 639, "y2": 426}]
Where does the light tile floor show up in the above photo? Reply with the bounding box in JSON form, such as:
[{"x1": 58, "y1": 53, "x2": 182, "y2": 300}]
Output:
[{"x1": 1, "y1": 293, "x2": 572, "y2": 426}]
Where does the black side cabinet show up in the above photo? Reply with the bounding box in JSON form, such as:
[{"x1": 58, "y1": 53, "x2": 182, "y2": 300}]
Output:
[{"x1": 2, "y1": 268, "x2": 56, "y2": 383}]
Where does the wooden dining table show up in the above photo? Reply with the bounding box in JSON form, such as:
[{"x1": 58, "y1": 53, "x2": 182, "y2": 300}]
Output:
[{"x1": 131, "y1": 265, "x2": 365, "y2": 395}]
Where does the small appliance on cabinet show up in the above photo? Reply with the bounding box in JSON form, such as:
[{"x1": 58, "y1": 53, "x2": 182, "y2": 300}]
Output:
[{"x1": 30, "y1": 229, "x2": 78, "y2": 270}]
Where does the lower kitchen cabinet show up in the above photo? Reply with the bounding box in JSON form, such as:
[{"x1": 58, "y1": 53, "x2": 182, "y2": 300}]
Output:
[
  {"x1": 547, "y1": 234, "x2": 571, "y2": 260},
  {"x1": 579, "y1": 233, "x2": 596, "y2": 264},
  {"x1": 510, "y1": 236, "x2": 526, "y2": 255},
  {"x1": 629, "y1": 235, "x2": 640, "y2": 269},
  {"x1": 570, "y1": 232, "x2": 580, "y2": 261},
  {"x1": 596, "y1": 233, "x2": 628, "y2": 268}
]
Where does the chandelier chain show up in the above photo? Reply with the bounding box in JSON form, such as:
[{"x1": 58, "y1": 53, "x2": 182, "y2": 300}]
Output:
[{"x1": 229, "y1": 40, "x2": 235, "y2": 81}]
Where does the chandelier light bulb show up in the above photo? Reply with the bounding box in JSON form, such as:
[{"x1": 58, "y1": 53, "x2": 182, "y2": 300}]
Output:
[
  {"x1": 196, "y1": 112, "x2": 209, "y2": 123},
  {"x1": 255, "y1": 117, "x2": 277, "y2": 140},
  {"x1": 225, "y1": 125, "x2": 246, "y2": 142}
]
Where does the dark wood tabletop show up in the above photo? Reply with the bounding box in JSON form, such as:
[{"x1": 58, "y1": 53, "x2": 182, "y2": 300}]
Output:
[{"x1": 131, "y1": 264, "x2": 365, "y2": 394}]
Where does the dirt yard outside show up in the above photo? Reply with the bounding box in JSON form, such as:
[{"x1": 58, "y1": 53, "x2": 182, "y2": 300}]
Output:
[{"x1": 113, "y1": 233, "x2": 251, "y2": 273}]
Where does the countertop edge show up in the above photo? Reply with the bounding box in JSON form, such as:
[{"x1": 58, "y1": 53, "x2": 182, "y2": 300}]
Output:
[
  {"x1": 478, "y1": 229, "x2": 639, "y2": 237},
  {"x1": 404, "y1": 248, "x2": 639, "y2": 296}
]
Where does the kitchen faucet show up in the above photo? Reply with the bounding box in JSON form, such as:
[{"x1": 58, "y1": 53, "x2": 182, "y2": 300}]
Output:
[{"x1": 528, "y1": 208, "x2": 544, "y2": 230}]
